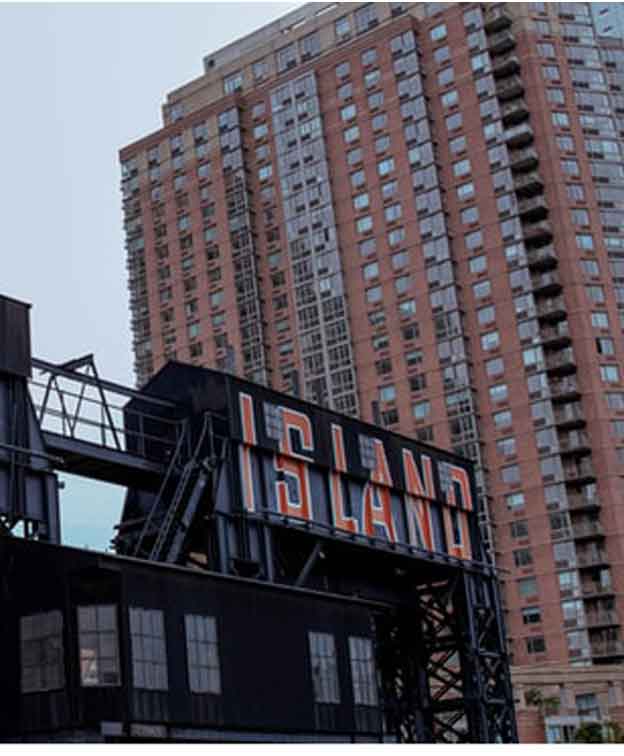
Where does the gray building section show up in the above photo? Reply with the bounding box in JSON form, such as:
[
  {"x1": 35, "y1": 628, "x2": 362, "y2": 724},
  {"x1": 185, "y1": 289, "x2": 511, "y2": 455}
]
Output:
[{"x1": 592, "y1": 3, "x2": 624, "y2": 38}]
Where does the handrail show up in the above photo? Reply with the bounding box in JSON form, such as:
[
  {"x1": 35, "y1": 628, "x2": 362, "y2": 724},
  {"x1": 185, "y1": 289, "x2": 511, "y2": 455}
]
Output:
[
  {"x1": 32, "y1": 357, "x2": 177, "y2": 408},
  {"x1": 132, "y1": 419, "x2": 190, "y2": 558}
]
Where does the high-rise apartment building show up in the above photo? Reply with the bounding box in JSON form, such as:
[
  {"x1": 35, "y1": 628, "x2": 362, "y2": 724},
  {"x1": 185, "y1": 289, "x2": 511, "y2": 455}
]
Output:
[{"x1": 120, "y1": 0, "x2": 624, "y2": 702}]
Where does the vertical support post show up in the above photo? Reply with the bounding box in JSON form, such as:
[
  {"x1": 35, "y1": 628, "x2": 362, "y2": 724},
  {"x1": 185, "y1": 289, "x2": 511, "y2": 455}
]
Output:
[
  {"x1": 374, "y1": 606, "x2": 432, "y2": 743},
  {"x1": 452, "y1": 570, "x2": 518, "y2": 743}
]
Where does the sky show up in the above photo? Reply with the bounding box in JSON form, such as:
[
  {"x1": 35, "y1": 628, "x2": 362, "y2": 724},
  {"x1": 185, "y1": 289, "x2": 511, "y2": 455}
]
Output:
[{"x1": 0, "y1": 1, "x2": 298, "y2": 549}]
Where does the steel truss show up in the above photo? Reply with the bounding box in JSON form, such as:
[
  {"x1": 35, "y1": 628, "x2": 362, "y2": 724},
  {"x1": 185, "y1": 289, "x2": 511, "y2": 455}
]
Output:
[{"x1": 375, "y1": 570, "x2": 517, "y2": 743}]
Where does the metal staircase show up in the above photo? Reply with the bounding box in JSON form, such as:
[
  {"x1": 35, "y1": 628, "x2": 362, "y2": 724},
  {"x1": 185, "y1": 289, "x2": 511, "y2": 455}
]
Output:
[{"x1": 129, "y1": 413, "x2": 227, "y2": 564}]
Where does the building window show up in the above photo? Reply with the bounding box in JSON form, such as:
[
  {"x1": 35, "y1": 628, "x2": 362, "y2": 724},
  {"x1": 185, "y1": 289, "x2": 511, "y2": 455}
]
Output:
[
  {"x1": 543, "y1": 65, "x2": 560, "y2": 81},
  {"x1": 341, "y1": 103, "x2": 357, "y2": 122},
  {"x1": 399, "y1": 299, "x2": 417, "y2": 317},
  {"x1": 478, "y1": 305, "x2": 496, "y2": 327},
  {"x1": 348, "y1": 637, "x2": 378, "y2": 706},
  {"x1": 552, "y1": 111, "x2": 570, "y2": 128},
  {"x1": 20, "y1": 611, "x2": 65, "y2": 693},
  {"x1": 277, "y1": 43, "x2": 298, "y2": 73},
  {"x1": 513, "y1": 547, "x2": 533, "y2": 567},
  {"x1": 355, "y1": 4, "x2": 378, "y2": 34},
  {"x1": 453, "y1": 158, "x2": 472, "y2": 178},
  {"x1": 492, "y1": 410, "x2": 511, "y2": 430},
  {"x1": 576, "y1": 693, "x2": 600, "y2": 720},
  {"x1": 522, "y1": 607, "x2": 542, "y2": 625},
  {"x1": 359, "y1": 238, "x2": 376, "y2": 258},
  {"x1": 430, "y1": 23, "x2": 447, "y2": 42},
  {"x1": 363, "y1": 262, "x2": 379, "y2": 280},
  {"x1": 380, "y1": 385, "x2": 396, "y2": 403},
  {"x1": 601, "y1": 365, "x2": 620, "y2": 384},
  {"x1": 335, "y1": 16, "x2": 351, "y2": 40},
  {"x1": 457, "y1": 182, "x2": 475, "y2": 201},
  {"x1": 576, "y1": 234, "x2": 594, "y2": 251},
  {"x1": 469, "y1": 255, "x2": 487, "y2": 275},
  {"x1": 506, "y1": 492, "x2": 525, "y2": 512},
  {"x1": 462, "y1": 206, "x2": 480, "y2": 226},
  {"x1": 365, "y1": 70, "x2": 381, "y2": 89},
  {"x1": 129, "y1": 608, "x2": 168, "y2": 691},
  {"x1": 586, "y1": 286, "x2": 605, "y2": 304},
  {"x1": 385, "y1": 203, "x2": 403, "y2": 223},
  {"x1": 366, "y1": 285, "x2": 382, "y2": 305},
  {"x1": 339, "y1": 82, "x2": 354, "y2": 101},
  {"x1": 378, "y1": 157, "x2": 395, "y2": 177},
  {"x1": 486, "y1": 356, "x2": 504, "y2": 377},
  {"x1": 497, "y1": 436, "x2": 517, "y2": 457},
  {"x1": 347, "y1": 147, "x2": 363, "y2": 166},
  {"x1": 547, "y1": 88, "x2": 565, "y2": 105},
  {"x1": 223, "y1": 71, "x2": 243, "y2": 95},
  {"x1": 450, "y1": 135, "x2": 466, "y2": 155},
  {"x1": 388, "y1": 228, "x2": 405, "y2": 247},
  {"x1": 357, "y1": 216, "x2": 373, "y2": 234},
  {"x1": 351, "y1": 169, "x2": 366, "y2": 189},
  {"x1": 501, "y1": 464, "x2": 520, "y2": 484},
  {"x1": 354, "y1": 192, "x2": 370, "y2": 211},
  {"x1": 252, "y1": 59, "x2": 269, "y2": 82},
  {"x1": 392, "y1": 250, "x2": 409, "y2": 270},
  {"x1": 309, "y1": 631, "x2": 340, "y2": 704},
  {"x1": 526, "y1": 636, "x2": 546, "y2": 654},
  {"x1": 336, "y1": 61, "x2": 351, "y2": 80},
  {"x1": 517, "y1": 576, "x2": 538, "y2": 599},
  {"x1": 438, "y1": 66, "x2": 455, "y2": 88},
  {"x1": 361, "y1": 48, "x2": 378, "y2": 67},
  {"x1": 481, "y1": 331, "x2": 500, "y2": 352},
  {"x1": 490, "y1": 383, "x2": 508, "y2": 403},
  {"x1": 185, "y1": 614, "x2": 221, "y2": 694},
  {"x1": 77, "y1": 605, "x2": 120, "y2": 687},
  {"x1": 300, "y1": 31, "x2": 320, "y2": 59},
  {"x1": 413, "y1": 400, "x2": 430, "y2": 420}
]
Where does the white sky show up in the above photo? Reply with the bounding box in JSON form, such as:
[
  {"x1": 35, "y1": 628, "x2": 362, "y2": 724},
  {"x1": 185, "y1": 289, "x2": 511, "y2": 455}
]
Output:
[{"x1": 1, "y1": 1, "x2": 298, "y2": 549}]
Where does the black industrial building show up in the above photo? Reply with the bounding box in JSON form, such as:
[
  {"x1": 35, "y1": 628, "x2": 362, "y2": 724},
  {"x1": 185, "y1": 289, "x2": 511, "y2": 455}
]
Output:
[{"x1": 0, "y1": 294, "x2": 517, "y2": 742}]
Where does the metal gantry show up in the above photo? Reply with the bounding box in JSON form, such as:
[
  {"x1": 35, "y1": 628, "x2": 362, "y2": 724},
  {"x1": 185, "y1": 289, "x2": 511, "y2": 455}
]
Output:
[{"x1": 0, "y1": 293, "x2": 517, "y2": 743}]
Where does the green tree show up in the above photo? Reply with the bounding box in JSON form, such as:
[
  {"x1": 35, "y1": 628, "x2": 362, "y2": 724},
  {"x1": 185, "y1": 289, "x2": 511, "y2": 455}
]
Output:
[
  {"x1": 574, "y1": 721, "x2": 624, "y2": 743},
  {"x1": 525, "y1": 688, "x2": 560, "y2": 717}
]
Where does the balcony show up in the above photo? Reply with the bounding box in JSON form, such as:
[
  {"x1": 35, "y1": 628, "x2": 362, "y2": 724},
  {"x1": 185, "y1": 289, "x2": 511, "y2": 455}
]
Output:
[
  {"x1": 536, "y1": 296, "x2": 567, "y2": 323},
  {"x1": 572, "y1": 520, "x2": 604, "y2": 540},
  {"x1": 568, "y1": 493, "x2": 599, "y2": 513},
  {"x1": 510, "y1": 147, "x2": 539, "y2": 173},
  {"x1": 527, "y1": 244, "x2": 557, "y2": 270},
  {"x1": 590, "y1": 640, "x2": 624, "y2": 659},
  {"x1": 559, "y1": 430, "x2": 591, "y2": 456},
  {"x1": 514, "y1": 171, "x2": 544, "y2": 198},
  {"x1": 576, "y1": 550, "x2": 608, "y2": 569},
  {"x1": 586, "y1": 611, "x2": 619, "y2": 629},
  {"x1": 546, "y1": 347, "x2": 576, "y2": 376},
  {"x1": 541, "y1": 322, "x2": 571, "y2": 350},
  {"x1": 554, "y1": 401, "x2": 585, "y2": 429},
  {"x1": 564, "y1": 459, "x2": 596, "y2": 485},
  {"x1": 550, "y1": 376, "x2": 580, "y2": 402},
  {"x1": 505, "y1": 122, "x2": 535, "y2": 149},
  {"x1": 581, "y1": 582, "x2": 613, "y2": 598},
  {"x1": 531, "y1": 270, "x2": 561, "y2": 297},
  {"x1": 523, "y1": 220, "x2": 554, "y2": 246},
  {"x1": 492, "y1": 52, "x2": 521, "y2": 79},
  {"x1": 519, "y1": 195, "x2": 549, "y2": 221},
  {"x1": 496, "y1": 74, "x2": 525, "y2": 101},
  {"x1": 501, "y1": 98, "x2": 529, "y2": 126},
  {"x1": 485, "y1": 5, "x2": 513, "y2": 33},
  {"x1": 489, "y1": 29, "x2": 516, "y2": 56}
]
